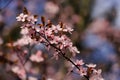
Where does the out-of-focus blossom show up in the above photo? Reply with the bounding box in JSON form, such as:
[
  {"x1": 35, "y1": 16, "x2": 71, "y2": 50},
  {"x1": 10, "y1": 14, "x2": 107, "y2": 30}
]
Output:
[
  {"x1": 47, "y1": 78, "x2": 54, "y2": 80},
  {"x1": 92, "y1": 0, "x2": 120, "y2": 28},
  {"x1": 6, "y1": 53, "x2": 18, "y2": 62},
  {"x1": 13, "y1": 35, "x2": 34, "y2": 46},
  {"x1": 30, "y1": 50, "x2": 44, "y2": 62},
  {"x1": 12, "y1": 66, "x2": 26, "y2": 79},
  {"x1": 45, "y1": 2, "x2": 59, "y2": 15},
  {"x1": 28, "y1": 76, "x2": 37, "y2": 80}
]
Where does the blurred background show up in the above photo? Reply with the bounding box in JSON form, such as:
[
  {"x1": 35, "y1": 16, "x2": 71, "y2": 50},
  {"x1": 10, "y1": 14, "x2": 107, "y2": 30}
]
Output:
[{"x1": 0, "y1": 0, "x2": 120, "y2": 80}]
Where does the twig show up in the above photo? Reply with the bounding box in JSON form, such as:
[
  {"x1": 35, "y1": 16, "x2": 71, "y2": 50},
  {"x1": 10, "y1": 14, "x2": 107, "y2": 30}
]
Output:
[{"x1": 40, "y1": 34, "x2": 89, "y2": 80}]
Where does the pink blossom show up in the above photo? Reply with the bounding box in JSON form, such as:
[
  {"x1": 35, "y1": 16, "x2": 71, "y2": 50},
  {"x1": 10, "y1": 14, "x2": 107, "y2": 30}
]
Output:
[
  {"x1": 79, "y1": 67, "x2": 87, "y2": 76},
  {"x1": 27, "y1": 15, "x2": 37, "y2": 24},
  {"x1": 51, "y1": 25, "x2": 60, "y2": 33},
  {"x1": 56, "y1": 25, "x2": 62, "y2": 31},
  {"x1": 69, "y1": 46, "x2": 80, "y2": 54},
  {"x1": 45, "y1": 28, "x2": 53, "y2": 36},
  {"x1": 63, "y1": 26, "x2": 73, "y2": 34},
  {"x1": 16, "y1": 13, "x2": 28, "y2": 22},
  {"x1": 86, "y1": 64, "x2": 96, "y2": 68},
  {"x1": 75, "y1": 59, "x2": 84, "y2": 66}
]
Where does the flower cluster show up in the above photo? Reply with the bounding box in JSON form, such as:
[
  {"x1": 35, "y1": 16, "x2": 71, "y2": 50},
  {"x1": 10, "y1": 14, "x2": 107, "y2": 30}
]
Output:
[
  {"x1": 74, "y1": 59, "x2": 104, "y2": 80},
  {"x1": 16, "y1": 8, "x2": 80, "y2": 57},
  {"x1": 15, "y1": 8, "x2": 104, "y2": 80}
]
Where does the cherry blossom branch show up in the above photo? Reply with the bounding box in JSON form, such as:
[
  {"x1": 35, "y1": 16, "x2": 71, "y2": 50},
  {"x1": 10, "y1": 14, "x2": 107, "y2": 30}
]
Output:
[
  {"x1": 41, "y1": 34, "x2": 89, "y2": 80},
  {"x1": 44, "y1": 35, "x2": 80, "y2": 70},
  {"x1": 14, "y1": 9, "x2": 104, "y2": 80}
]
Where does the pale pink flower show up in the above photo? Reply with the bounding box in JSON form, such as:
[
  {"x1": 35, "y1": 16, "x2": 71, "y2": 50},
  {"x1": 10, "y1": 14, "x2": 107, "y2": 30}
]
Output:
[
  {"x1": 63, "y1": 26, "x2": 73, "y2": 34},
  {"x1": 45, "y1": 28, "x2": 53, "y2": 36},
  {"x1": 27, "y1": 15, "x2": 37, "y2": 24},
  {"x1": 30, "y1": 51, "x2": 44, "y2": 62},
  {"x1": 79, "y1": 68, "x2": 87, "y2": 76},
  {"x1": 51, "y1": 24, "x2": 73, "y2": 34},
  {"x1": 51, "y1": 25, "x2": 59, "y2": 33},
  {"x1": 86, "y1": 64, "x2": 96, "y2": 68},
  {"x1": 69, "y1": 46, "x2": 80, "y2": 54},
  {"x1": 56, "y1": 25, "x2": 62, "y2": 31},
  {"x1": 51, "y1": 25, "x2": 56, "y2": 30},
  {"x1": 50, "y1": 36, "x2": 61, "y2": 44},
  {"x1": 16, "y1": 13, "x2": 28, "y2": 22},
  {"x1": 75, "y1": 59, "x2": 84, "y2": 66}
]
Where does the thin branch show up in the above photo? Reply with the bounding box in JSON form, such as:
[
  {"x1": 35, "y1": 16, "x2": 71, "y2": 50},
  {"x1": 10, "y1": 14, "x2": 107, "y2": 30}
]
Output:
[{"x1": 40, "y1": 34, "x2": 89, "y2": 80}]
